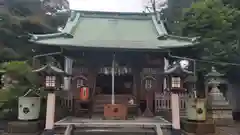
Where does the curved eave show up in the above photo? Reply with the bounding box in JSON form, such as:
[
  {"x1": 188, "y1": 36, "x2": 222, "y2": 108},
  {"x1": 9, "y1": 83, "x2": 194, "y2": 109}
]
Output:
[
  {"x1": 30, "y1": 38, "x2": 196, "y2": 50},
  {"x1": 29, "y1": 10, "x2": 197, "y2": 50},
  {"x1": 158, "y1": 41, "x2": 198, "y2": 49}
]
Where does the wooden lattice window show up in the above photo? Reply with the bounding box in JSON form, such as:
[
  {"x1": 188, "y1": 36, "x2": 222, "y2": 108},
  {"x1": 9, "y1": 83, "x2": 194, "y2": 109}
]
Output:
[
  {"x1": 45, "y1": 76, "x2": 56, "y2": 87},
  {"x1": 171, "y1": 77, "x2": 181, "y2": 88}
]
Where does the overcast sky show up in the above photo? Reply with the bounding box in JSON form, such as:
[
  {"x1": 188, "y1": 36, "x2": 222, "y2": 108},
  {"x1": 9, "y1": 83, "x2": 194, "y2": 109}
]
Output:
[{"x1": 68, "y1": 0, "x2": 166, "y2": 12}]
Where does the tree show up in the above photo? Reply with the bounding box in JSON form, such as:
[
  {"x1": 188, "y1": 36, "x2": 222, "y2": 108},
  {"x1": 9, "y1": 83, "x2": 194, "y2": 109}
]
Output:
[
  {"x1": 0, "y1": 0, "x2": 70, "y2": 62},
  {"x1": 0, "y1": 61, "x2": 45, "y2": 119},
  {"x1": 181, "y1": 0, "x2": 240, "y2": 65}
]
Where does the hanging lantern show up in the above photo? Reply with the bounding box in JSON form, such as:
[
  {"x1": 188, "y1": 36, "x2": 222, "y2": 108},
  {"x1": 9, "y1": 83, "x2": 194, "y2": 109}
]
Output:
[
  {"x1": 79, "y1": 86, "x2": 90, "y2": 101},
  {"x1": 164, "y1": 61, "x2": 193, "y2": 93}
]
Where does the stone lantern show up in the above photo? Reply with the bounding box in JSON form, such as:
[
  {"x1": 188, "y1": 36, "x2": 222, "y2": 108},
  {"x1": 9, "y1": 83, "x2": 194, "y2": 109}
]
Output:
[
  {"x1": 33, "y1": 63, "x2": 67, "y2": 91},
  {"x1": 205, "y1": 67, "x2": 232, "y2": 121},
  {"x1": 164, "y1": 61, "x2": 193, "y2": 135},
  {"x1": 205, "y1": 67, "x2": 228, "y2": 106},
  {"x1": 164, "y1": 62, "x2": 193, "y2": 92},
  {"x1": 33, "y1": 63, "x2": 69, "y2": 135}
]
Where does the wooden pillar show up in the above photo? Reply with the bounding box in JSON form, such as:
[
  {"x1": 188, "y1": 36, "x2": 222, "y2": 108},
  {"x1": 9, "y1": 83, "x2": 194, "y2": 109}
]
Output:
[
  {"x1": 134, "y1": 67, "x2": 141, "y2": 116},
  {"x1": 171, "y1": 92, "x2": 181, "y2": 135},
  {"x1": 43, "y1": 93, "x2": 56, "y2": 135}
]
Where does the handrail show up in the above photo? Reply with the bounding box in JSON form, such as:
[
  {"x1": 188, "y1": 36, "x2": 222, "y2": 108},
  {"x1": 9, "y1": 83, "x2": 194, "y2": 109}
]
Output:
[{"x1": 64, "y1": 124, "x2": 74, "y2": 135}]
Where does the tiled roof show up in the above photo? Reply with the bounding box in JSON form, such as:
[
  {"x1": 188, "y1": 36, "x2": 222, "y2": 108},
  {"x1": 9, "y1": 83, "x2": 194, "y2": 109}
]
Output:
[{"x1": 30, "y1": 10, "x2": 197, "y2": 50}]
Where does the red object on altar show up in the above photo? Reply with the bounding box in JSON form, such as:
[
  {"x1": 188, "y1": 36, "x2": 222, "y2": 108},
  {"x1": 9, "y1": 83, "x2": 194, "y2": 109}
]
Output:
[{"x1": 79, "y1": 86, "x2": 89, "y2": 101}]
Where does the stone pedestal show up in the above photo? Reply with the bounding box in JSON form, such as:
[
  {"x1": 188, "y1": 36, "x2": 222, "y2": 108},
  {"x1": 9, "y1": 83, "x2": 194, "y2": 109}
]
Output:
[
  {"x1": 207, "y1": 106, "x2": 232, "y2": 119},
  {"x1": 6, "y1": 120, "x2": 43, "y2": 134},
  {"x1": 207, "y1": 86, "x2": 233, "y2": 125},
  {"x1": 208, "y1": 106, "x2": 234, "y2": 126},
  {"x1": 180, "y1": 119, "x2": 215, "y2": 134}
]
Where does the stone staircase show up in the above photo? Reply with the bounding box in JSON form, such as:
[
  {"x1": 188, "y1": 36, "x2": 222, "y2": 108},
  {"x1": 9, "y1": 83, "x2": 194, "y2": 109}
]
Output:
[
  {"x1": 93, "y1": 94, "x2": 133, "y2": 113},
  {"x1": 54, "y1": 126, "x2": 159, "y2": 135},
  {"x1": 53, "y1": 119, "x2": 172, "y2": 135}
]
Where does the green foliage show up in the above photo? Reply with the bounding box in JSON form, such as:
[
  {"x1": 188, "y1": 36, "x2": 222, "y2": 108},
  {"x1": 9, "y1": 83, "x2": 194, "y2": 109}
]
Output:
[
  {"x1": 0, "y1": 61, "x2": 44, "y2": 119},
  {"x1": 181, "y1": 0, "x2": 240, "y2": 67},
  {"x1": 0, "y1": 48, "x2": 21, "y2": 61},
  {"x1": 1, "y1": 61, "x2": 39, "y2": 86},
  {"x1": 0, "y1": 61, "x2": 41, "y2": 100}
]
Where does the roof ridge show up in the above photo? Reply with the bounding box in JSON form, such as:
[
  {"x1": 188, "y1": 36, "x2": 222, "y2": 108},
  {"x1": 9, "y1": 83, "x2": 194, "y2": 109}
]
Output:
[
  {"x1": 62, "y1": 12, "x2": 81, "y2": 35},
  {"x1": 29, "y1": 12, "x2": 80, "y2": 41},
  {"x1": 71, "y1": 10, "x2": 153, "y2": 15},
  {"x1": 151, "y1": 13, "x2": 198, "y2": 43},
  {"x1": 151, "y1": 15, "x2": 167, "y2": 37}
]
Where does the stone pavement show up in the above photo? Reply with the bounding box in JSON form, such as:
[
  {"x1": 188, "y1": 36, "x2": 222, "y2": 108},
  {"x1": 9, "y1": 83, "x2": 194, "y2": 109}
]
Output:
[
  {"x1": 184, "y1": 124, "x2": 240, "y2": 135},
  {"x1": 183, "y1": 127, "x2": 237, "y2": 135},
  {"x1": 216, "y1": 125, "x2": 240, "y2": 135}
]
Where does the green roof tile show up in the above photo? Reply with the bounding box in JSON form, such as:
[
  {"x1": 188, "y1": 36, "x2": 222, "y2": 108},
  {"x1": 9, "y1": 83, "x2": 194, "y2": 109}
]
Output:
[{"x1": 30, "y1": 10, "x2": 196, "y2": 50}]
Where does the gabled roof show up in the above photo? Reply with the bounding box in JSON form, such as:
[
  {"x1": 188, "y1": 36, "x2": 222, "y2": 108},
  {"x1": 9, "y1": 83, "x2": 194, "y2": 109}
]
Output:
[
  {"x1": 29, "y1": 10, "x2": 197, "y2": 50},
  {"x1": 32, "y1": 63, "x2": 67, "y2": 75}
]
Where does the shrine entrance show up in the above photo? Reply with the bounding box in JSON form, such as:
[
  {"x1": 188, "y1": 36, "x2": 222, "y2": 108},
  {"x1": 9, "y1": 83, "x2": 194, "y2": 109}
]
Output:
[{"x1": 96, "y1": 74, "x2": 133, "y2": 95}]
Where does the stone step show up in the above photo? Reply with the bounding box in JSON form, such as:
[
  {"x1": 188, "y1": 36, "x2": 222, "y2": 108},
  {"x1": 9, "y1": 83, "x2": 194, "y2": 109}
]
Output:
[
  {"x1": 54, "y1": 126, "x2": 156, "y2": 135},
  {"x1": 54, "y1": 126, "x2": 172, "y2": 135}
]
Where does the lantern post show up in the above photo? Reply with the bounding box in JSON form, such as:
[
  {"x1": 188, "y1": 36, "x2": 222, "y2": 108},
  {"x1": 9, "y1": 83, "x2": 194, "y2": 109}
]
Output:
[
  {"x1": 33, "y1": 63, "x2": 69, "y2": 135},
  {"x1": 164, "y1": 61, "x2": 193, "y2": 135}
]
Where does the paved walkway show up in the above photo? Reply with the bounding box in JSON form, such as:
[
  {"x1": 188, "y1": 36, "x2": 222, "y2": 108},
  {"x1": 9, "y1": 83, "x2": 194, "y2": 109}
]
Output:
[{"x1": 216, "y1": 125, "x2": 240, "y2": 135}]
